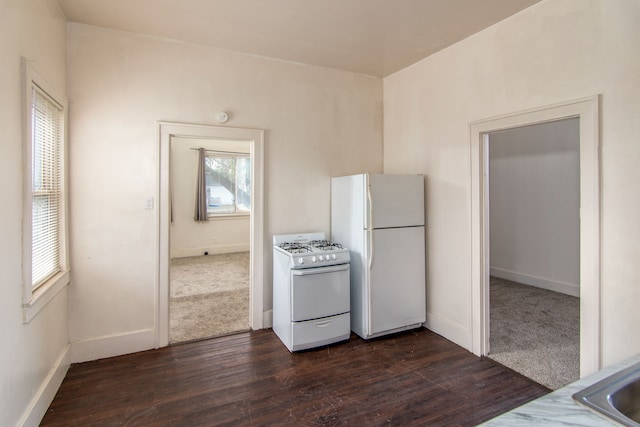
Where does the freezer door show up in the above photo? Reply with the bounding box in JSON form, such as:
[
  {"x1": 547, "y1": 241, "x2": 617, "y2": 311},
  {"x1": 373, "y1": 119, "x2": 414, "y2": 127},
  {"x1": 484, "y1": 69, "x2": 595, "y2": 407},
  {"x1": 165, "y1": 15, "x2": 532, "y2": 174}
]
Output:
[
  {"x1": 366, "y1": 174, "x2": 424, "y2": 229},
  {"x1": 368, "y1": 226, "x2": 426, "y2": 335}
]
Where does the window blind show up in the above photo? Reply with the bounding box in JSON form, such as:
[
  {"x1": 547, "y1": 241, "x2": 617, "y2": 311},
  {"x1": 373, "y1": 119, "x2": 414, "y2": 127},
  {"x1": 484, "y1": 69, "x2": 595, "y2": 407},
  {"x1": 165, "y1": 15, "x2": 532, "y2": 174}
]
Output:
[{"x1": 31, "y1": 85, "x2": 63, "y2": 289}]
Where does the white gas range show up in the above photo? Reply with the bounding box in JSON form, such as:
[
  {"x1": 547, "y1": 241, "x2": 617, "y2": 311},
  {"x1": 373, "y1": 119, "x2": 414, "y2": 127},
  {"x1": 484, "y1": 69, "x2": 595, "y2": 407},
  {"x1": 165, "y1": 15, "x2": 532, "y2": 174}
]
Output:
[{"x1": 272, "y1": 232, "x2": 351, "y2": 352}]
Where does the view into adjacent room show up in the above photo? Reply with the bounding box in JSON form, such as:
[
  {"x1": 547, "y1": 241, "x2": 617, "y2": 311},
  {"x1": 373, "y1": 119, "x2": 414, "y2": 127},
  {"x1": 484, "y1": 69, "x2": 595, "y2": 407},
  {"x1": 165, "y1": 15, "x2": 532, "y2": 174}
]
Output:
[
  {"x1": 487, "y1": 118, "x2": 580, "y2": 390},
  {"x1": 169, "y1": 137, "x2": 251, "y2": 343}
]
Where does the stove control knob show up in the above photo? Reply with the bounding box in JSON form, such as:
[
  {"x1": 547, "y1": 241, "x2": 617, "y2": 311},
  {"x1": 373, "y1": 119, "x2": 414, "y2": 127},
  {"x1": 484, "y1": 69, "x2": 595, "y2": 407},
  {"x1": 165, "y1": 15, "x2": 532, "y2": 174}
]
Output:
[
  {"x1": 312, "y1": 256, "x2": 317, "y2": 263},
  {"x1": 298, "y1": 258, "x2": 304, "y2": 264},
  {"x1": 325, "y1": 255, "x2": 331, "y2": 261},
  {"x1": 331, "y1": 254, "x2": 337, "y2": 260}
]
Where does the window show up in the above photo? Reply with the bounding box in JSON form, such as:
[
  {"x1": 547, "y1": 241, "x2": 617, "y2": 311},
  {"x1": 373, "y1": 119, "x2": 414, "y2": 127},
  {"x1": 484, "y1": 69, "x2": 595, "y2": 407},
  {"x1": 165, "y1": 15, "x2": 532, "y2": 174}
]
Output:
[
  {"x1": 22, "y1": 59, "x2": 69, "y2": 320},
  {"x1": 31, "y1": 86, "x2": 63, "y2": 288},
  {"x1": 204, "y1": 152, "x2": 250, "y2": 215}
]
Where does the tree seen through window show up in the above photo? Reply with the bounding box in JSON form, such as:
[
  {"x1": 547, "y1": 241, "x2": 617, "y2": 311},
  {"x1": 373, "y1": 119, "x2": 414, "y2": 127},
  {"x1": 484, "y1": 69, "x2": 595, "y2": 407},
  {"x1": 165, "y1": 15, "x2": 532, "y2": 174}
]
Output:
[{"x1": 205, "y1": 153, "x2": 250, "y2": 215}]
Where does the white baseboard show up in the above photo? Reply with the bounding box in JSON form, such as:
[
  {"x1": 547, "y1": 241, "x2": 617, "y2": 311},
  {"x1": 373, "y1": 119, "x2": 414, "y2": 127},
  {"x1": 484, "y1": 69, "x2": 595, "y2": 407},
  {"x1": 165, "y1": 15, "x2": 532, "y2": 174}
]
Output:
[
  {"x1": 71, "y1": 328, "x2": 156, "y2": 364},
  {"x1": 490, "y1": 267, "x2": 580, "y2": 297},
  {"x1": 424, "y1": 312, "x2": 472, "y2": 352},
  {"x1": 18, "y1": 344, "x2": 70, "y2": 427},
  {"x1": 172, "y1": 244, "x2": 250, "y2": 258},
  {"x1": 262, "y1": 309, "x2": 273, "y2": 329}
]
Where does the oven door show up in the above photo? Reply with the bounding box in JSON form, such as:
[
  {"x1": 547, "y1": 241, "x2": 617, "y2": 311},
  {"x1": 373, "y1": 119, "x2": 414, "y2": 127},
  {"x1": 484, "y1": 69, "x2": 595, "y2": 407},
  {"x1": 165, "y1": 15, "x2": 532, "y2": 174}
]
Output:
[{"x1": 290, "y1": 264, "x2": 350, "y2": 322}]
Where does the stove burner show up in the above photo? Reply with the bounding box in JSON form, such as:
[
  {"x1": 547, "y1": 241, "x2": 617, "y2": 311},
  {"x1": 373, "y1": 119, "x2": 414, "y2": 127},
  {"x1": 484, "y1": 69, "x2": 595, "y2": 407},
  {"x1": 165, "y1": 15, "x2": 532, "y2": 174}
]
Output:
[
  {"x1": 309, "y1": 240, "x2": 344, "y2": 250},
  {"x1": 278, "y1": 242, "x2": 312, "y2": 254}
]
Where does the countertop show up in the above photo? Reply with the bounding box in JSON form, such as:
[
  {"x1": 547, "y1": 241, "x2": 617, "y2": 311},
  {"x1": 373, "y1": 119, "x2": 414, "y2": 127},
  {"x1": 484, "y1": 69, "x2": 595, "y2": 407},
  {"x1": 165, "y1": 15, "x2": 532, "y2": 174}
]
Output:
[{"x1": 481, "y1": 353, "x2": 640, "y2": 426}]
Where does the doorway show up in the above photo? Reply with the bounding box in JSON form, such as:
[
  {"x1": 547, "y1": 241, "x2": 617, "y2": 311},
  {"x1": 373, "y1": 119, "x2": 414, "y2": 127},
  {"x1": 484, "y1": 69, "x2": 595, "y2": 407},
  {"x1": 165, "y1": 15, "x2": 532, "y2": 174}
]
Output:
[
  {"x1": 168, "y1": 137, "x2": 251, "y2": 343},
  {"x1": 486, "y1": 118, "x2": 580, "y2": 389},
  {"x1": 157, "y1": 122, "x2": 264, "y2": 348},
  {"x1": 470, "y1": 96, "x2": 601, "y2": 378}
]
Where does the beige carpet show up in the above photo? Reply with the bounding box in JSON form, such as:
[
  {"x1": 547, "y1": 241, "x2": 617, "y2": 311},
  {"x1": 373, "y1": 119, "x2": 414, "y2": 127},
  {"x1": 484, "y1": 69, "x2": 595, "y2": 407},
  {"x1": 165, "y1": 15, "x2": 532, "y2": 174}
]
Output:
[
  {"x1": 170, "y1": 252, "x2": 250, "y2": 297},
  {"x1": 170, "y1": 252, "x2": 250, "y2": 343},
  {"x1": 488, "y1": 277, "x2": 579, "y2": 390}
]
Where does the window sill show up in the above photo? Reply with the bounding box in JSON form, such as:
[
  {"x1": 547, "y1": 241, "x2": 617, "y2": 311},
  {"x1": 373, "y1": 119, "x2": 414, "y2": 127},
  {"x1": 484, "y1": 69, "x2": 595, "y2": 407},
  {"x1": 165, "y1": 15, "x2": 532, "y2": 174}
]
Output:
[
  {"x1": 207, "y1": 213, "x2": 250, "y2": 220},
  {"x1": 23, "y1": 270, "x2": 70, "y2": 324}
]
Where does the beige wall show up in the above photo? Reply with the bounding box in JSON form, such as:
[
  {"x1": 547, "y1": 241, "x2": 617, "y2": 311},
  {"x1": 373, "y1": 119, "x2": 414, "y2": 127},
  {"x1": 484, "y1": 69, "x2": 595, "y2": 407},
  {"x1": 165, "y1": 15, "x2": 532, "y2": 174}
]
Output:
[
  {"x1": 10, "y1": 2, "x2": 638, "y2": 422},
  {"x1": 489, "y1": 119, "x2": 580, "y2": 296},
  {"x1": 66, "y1": 23, "x2": 383, "y2": 359},
  {"x1": 0, "y1": 1, "x2": 69, "y2": 425},
  {"x1": 170, "y1": 137, "x2": 250, "y2": 258},
  {"x1": 384, "y1": 0, "x2": 640, "y2": 367}
]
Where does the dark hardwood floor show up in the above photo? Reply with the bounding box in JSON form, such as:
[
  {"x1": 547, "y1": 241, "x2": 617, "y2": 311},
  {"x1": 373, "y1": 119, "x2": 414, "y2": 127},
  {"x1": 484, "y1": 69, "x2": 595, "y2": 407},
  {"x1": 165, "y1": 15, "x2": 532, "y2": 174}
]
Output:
[{"x1": 41, "y1": 328, "x2": 549, "y2": 426}]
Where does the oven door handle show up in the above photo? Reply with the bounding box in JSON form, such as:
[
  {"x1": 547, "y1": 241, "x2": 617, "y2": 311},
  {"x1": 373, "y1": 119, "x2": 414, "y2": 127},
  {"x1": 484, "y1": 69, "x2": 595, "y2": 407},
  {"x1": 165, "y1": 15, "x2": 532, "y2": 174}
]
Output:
[{"x1": 292, "y1": 264, "x2": 349, "y2": 276}]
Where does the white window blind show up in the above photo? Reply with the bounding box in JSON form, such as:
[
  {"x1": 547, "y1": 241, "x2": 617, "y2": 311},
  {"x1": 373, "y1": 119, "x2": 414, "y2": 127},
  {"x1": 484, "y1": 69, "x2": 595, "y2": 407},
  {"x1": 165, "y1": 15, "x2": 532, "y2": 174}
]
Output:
[{"x1": 30, "y1": 85, "x2": 63, "y2": 289}]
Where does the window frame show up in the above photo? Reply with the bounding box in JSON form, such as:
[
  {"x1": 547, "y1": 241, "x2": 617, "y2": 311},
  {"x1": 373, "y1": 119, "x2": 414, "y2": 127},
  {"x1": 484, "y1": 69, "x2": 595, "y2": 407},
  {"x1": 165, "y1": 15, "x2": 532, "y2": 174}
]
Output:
[
  {"x1": 204, "y1": 150, "x2": 251, "y2": 218},
  {"x1": 22, "y1": 59, "x2": 70, "y2": 323}
]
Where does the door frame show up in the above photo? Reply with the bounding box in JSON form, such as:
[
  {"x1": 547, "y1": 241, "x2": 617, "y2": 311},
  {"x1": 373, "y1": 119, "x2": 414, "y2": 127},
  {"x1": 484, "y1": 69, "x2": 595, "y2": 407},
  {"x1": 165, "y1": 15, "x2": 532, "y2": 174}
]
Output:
[
  {"x1": 469, "y1": 96, "x2": 601, "y2": 377},
  {"x1": 157, "y1": 122, "x2": 264, "y2": 347}
]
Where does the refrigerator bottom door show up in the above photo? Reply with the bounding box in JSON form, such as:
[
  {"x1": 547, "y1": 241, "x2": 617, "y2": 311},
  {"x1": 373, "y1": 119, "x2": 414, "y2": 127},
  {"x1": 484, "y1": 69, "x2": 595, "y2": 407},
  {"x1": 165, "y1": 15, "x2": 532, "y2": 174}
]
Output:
[{"x1": 368, "y1": 226, "x2": 426, "y2": 336}]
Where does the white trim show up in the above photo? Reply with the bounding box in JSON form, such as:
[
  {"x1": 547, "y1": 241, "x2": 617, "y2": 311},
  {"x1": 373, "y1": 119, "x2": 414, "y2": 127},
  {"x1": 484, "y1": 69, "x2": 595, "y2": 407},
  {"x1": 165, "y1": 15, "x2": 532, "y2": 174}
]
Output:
[
  {"x1": 158, "y1": 122, "x2": 265, "y2": 348},
  {"x1": 22, "y1": 270, "x2": 70, "y2": 323},
  {"x1": 71, "y1": 328, "x2": 156, "y2": 363},
  {"x1": 207, "y1": 213, "x2": 251, "y2": 220},
  {"x1": 263, "y1": 309, "x2": 273, "y2": 329},
  {"x1": 470, "y1": 96, "x2": 601, "y2": 377},
  {"x1": 17, "y1": 344, "x2": 70, "y2": 427},
  {"x1": 425, "y1": 312, "x2": 471, "y2": 351},
  {"x1": 490, "y1": 267, "x2": 580, "y2": 298},
  {"x1": 21, "y1": 58, "x2": 70, "y2": 322},
  {"x1": 171, "y1": 244, "x2": 250, "y2": 259}
]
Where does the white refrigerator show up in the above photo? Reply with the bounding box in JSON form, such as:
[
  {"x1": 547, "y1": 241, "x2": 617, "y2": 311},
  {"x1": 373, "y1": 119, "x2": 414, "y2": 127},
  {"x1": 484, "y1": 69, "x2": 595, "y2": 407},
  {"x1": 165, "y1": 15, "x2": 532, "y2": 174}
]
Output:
[{"x1": 331, "y1": 173, "x2": 426, "y2": 339}]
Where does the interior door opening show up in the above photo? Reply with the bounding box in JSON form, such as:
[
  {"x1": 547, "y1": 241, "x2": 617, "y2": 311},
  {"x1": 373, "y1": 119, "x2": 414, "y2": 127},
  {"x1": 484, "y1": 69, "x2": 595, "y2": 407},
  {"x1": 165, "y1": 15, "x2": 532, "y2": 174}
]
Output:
[
  {"x1": 470, "y1": 96, "x2": 601, "y2": 379},
  {"x1": 486, "y1": 118, "x2": 580, "y2": 390},
  {"x1": 168, "y1": 137, "x2": 252, "y2": 344},
  {"x1": 158, "y1": 122, "x2": 264, "y2": 348}
]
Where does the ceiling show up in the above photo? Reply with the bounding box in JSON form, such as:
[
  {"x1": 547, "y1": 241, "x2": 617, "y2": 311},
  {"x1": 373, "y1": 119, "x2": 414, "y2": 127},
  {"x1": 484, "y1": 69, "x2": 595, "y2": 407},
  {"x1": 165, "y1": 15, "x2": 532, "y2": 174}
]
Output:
[{"x1": 57, "y1": 0, "x2": 542, "y2": 77}]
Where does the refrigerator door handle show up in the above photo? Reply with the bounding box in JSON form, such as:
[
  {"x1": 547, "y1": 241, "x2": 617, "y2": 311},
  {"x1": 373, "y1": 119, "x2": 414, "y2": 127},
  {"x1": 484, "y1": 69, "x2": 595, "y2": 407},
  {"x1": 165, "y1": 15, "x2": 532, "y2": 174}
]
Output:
[
  {"x1": 367, "y1": 182, "x2": 374, "y2": 229},
  {"x1": 366, "y1": 228, "x2": 374, "y2": 335},
  {"x1": 368, "y1": 229, "x2": 375, "y2": 271}
]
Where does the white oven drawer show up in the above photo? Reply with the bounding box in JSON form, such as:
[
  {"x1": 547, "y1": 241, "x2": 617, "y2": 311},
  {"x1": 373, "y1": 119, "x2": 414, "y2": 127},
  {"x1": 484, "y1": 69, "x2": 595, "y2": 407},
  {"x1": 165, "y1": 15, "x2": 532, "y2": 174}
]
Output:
[
  {"x1": 290, "y1": 312, "x2": 350, "y2": 352},
  {"x1": 290, "y1": 264, "x2": 350, "y2": 322}
]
